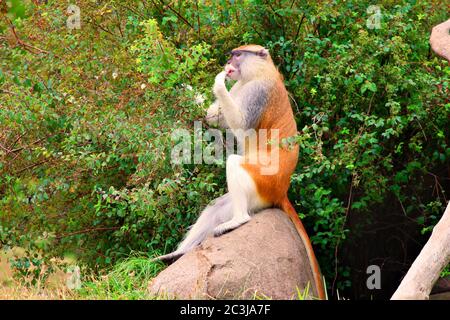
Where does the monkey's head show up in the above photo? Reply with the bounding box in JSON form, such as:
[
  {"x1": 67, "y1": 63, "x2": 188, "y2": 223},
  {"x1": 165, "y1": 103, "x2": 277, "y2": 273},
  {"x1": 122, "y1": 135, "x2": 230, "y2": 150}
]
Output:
[{"x1": 225, "y1": 45, "x2": 276, "y2": 81}]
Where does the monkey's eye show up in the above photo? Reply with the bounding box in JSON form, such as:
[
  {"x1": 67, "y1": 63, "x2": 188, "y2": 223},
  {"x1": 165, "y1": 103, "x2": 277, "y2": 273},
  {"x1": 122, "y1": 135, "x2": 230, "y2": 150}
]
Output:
[{"x1": 230, "y1": 51, "x2": 242, "y2": 58}]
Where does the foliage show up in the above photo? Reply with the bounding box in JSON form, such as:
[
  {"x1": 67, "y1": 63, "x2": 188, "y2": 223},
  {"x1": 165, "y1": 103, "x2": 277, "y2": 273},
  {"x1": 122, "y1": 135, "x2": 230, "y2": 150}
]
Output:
[
  {"x1": 79, "y1": 253, "x2": 165, "y2": 299},
  {"x1": 131, "y1": 19, "x2": 213, "y2": 88},
  {"x1": 441, "y1": 265, "x2": 450, "y2": 278},
  {"x1": 0, "y1": 0, "x2": 448, "y2": 298}
]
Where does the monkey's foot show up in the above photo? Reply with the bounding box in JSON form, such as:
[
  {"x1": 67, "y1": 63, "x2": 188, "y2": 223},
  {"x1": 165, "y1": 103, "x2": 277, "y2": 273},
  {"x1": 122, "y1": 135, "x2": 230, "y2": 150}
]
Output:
[{"x1": 214, "y1": 216, "x2": 251, "y2": 237}]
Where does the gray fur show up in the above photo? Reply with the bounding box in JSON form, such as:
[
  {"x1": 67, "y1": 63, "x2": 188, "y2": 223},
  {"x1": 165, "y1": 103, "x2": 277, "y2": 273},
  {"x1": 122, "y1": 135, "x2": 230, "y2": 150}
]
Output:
[
  {"x1": 156, "y1": 193, "x2": 233, "y2": 263},
  {"x1": 240, "y1": 80, "x2": 272, "y2": 129}
]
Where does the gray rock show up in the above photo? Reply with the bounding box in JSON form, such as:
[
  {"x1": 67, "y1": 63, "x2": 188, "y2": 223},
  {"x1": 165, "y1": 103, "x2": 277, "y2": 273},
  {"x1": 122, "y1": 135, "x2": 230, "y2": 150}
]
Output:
[{"x1": 148, "y1": 209, "x2": 322, "y2": 299}]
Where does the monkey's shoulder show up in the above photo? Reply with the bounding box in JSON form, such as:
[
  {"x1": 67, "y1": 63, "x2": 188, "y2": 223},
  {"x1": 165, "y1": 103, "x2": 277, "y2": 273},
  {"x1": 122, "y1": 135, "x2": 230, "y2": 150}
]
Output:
[
  {"x1": 233, "y1": 79, "x2": 275, "y2": 97},
  {"x1": 244, "y1": 78, "x2": 276, "y2": 89}
]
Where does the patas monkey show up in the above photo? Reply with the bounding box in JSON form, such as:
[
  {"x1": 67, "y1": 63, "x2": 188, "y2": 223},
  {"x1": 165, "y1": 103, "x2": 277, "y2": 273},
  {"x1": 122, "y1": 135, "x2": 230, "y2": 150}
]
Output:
[{"x1": 157, "y1": 45, "x2": 325, "y2": 299}]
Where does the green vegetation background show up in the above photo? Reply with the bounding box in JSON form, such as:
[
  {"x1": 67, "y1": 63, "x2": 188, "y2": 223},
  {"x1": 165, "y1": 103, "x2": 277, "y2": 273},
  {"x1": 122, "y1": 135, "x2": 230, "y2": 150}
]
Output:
[{"x1": 0, "y1": 0, "x2": 448, "y2": 299}]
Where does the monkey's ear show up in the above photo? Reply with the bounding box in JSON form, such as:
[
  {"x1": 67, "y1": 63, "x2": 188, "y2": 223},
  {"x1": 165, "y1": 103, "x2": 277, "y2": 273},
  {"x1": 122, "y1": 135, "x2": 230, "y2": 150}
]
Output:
[{"x1": 257, "y1": 48, "x2": 269, "y2": 58}]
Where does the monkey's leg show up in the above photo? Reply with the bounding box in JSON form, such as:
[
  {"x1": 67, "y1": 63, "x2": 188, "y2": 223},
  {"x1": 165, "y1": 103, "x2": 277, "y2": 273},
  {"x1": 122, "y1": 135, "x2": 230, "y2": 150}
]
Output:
[{"x1": 214, "y1": 155, "x2": 256, "y2": 236}]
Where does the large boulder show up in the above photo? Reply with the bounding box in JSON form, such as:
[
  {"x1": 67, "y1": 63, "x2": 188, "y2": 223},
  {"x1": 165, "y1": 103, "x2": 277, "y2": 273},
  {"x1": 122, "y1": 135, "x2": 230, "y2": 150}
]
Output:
[
  {"x1": 148, "y1": 209, "x2": 322, "y2": 299},
  {"x1": 430, "y1": 19, "x2": 450, "y2": 61}
]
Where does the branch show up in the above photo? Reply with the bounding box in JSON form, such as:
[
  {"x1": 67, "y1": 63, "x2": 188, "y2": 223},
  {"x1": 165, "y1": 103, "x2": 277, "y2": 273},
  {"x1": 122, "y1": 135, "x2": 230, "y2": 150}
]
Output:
[
  {"x1": 391, "y1": 201, "x2": 450, "y2": 299},
  {"x1": 157, "y1": 0, "x2": 194, "y2": 29},
  {"x1": 4, "y1": 16, "x2": 50, "y2": 55},
  {"x1": 14, "y1": 159, "x2": 50, "y2": 175},
  {"x1": 0, "y1": 87, "x2": 18, "y2": 95},
  {"x1": 55, "y1": 227, "x2": 121, "y2": 239}
]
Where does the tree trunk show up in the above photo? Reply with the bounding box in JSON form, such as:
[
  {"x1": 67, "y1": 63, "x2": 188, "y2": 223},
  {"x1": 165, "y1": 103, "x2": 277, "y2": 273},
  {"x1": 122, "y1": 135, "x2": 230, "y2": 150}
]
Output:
[{"x1": 391, "y1": 202, "x2": 450, "y2": 299}]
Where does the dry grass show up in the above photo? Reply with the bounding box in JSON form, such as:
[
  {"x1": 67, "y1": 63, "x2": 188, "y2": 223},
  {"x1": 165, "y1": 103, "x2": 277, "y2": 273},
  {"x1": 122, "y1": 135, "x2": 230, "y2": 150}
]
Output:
[
  {"x1": 0, "y1": 249, "x2": 164, "y2": 300},
  {"x1": 0, "y1": 282, "x2": 74, "y2": 300},
  {"x1": 0, "y1": 248, "x2": 75, "y2": 300}
]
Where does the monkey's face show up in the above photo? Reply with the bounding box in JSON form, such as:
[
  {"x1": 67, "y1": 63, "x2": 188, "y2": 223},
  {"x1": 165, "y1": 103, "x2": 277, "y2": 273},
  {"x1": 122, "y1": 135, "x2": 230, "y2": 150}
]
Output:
[{"x1": 226, "y1": 48, "x2": 269, "y2": 81}]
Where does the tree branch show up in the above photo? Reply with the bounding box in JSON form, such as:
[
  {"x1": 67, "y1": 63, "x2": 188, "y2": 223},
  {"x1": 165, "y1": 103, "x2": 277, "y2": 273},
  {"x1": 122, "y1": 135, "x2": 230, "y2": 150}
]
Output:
[
  {"x1": 4, "y1": 16, "x2": 50, "y2": 55},
  {"x1": 391, "y1": 202, "x2": 450, "y2": 299},
  {"x1": 55, "y1": 227, "x2": 121, "y2": 239}
]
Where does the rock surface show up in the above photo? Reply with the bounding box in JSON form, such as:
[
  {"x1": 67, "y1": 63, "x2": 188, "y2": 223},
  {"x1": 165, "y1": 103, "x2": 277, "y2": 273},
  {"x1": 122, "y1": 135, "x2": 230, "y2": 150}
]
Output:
[
  {"x1": 148, "y1": 209, "x2": 321, "y2": 299},
  {"x1": 430, "y1": 19, "x2": 450, "y2": 61}
]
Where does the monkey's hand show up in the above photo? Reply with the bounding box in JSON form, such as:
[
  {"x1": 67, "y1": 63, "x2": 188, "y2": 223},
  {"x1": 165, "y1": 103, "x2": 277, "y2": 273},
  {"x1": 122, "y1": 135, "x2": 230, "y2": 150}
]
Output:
[
  {"x1": 205, "y1": 101, "x2": 220, "y2": 126},
  {"x1": 213, "y1": 71, "x2": 227, "y2": 97}
]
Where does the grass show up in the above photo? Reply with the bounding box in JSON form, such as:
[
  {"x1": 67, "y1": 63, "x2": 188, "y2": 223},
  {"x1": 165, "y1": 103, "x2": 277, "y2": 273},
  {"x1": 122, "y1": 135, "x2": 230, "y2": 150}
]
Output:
[
  {"x1": 0, "y1": 249, "x2": 166, "y2": 300},
  {"x1": 78, "y1": 254, "x2": 165, "y2": 299}
]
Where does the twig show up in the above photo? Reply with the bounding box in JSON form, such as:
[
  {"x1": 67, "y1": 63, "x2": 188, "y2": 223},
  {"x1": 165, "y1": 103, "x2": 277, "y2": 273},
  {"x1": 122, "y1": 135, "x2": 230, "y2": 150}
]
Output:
[
  {"x1": 158, "y1": 0, "x2": 194, "y2": 29},
  {"x1": 10, "y1": 131, "x2": 27, "y2": 149},
  {"x1": 2, "y1": 132, "x2": 62, "y2": 155},
  {"x1": 0, "y1": 143, "x2": 9, "y2": 152},
  {"x1": 265, "y1": 0, "x2": 285, "y2": 37},
  {"x1": 332, "y1": 175, "x2": 354, "y2": 294},
  {"x1": 0, "y1": 89, "x2": 19, "y2": 96},
  {"x1": 87, "y1": 18, "x2": 115, "y2": 37},
  {"x1": 115, "y1": 10, "x2": 124, "y2": 38},
  {"x1": 148, "y1": 0, "x2": 165, "y2": 15},
  {"x1": 5, "y1": 16, "x2": 50, "y2": 55},
  {"x1": 294, "y1": 13, "x2": 305, "y2": 43},
  {"x1": 117, "y1": 2, "x2": 146, "y2": 19},
  {"x1": 288, "y1": 91, "x2": 301, "y2": 116},
  {"x1": 55, "y1": 227, "x2": 121, "y2": 239},
  {"x1": 427, "y1": 171, "x2": 448, "y2": 203},
  {"x1": 195, "y1": 0, "x2": 201, "y2": 38},
  {"x1": 9, "y1": 137, "x2": 46, "y2": 153},
  {"x1": 14, "y1": 159, "x2": 49, "y2": 174},
  {"x1": 366, "y1": 91, "x2": 375, "y2": 115}
]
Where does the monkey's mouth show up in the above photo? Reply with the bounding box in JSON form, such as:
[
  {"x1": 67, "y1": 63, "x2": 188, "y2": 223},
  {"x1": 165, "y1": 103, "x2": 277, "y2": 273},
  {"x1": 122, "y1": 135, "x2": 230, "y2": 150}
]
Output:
[
  {"x1": 227, "y1": 69, "x2": 239, "y2": 78},
  {"x1": 225, "y1": 63, "x2": 239, "y2": 78}
]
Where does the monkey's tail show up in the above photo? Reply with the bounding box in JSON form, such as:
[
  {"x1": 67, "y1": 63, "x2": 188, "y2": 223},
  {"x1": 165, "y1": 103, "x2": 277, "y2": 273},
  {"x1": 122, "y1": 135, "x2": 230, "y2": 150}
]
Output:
[
  {"x1": 280, "y1": 197, "x2": 326, "y2": 300},
  {"x1": 153, "y1": 193, "x2": 233, "y2": 264}
]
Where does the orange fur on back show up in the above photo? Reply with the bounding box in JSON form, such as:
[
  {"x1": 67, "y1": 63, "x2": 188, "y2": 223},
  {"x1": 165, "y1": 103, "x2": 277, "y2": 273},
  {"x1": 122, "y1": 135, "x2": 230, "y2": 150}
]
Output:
[
  {"x1": 241, "y1": 79, "x2": 297, "y2": 205},
  {"x1": 240, "y1": 61, "x2": 326, "y2": 299}
]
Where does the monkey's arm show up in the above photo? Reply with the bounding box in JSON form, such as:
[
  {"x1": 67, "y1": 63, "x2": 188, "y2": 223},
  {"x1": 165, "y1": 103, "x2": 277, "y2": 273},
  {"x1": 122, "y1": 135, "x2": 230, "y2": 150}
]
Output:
[
  {"x1": 213, "y1": 72, "x2": 269, "y2": 130},
  {"x1": 213, "y1": 72, "x2": 244, "y2": 130}
]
